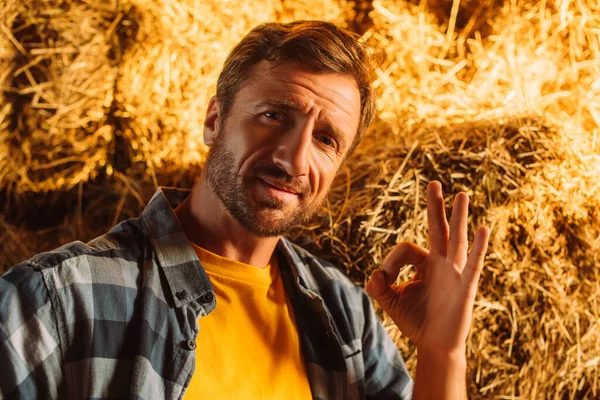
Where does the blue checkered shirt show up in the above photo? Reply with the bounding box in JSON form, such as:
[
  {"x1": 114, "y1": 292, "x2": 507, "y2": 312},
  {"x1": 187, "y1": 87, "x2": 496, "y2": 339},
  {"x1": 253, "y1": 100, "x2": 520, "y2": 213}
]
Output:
[{"x1": 0, "y1": 187, "x2": 413, "y2": 399}]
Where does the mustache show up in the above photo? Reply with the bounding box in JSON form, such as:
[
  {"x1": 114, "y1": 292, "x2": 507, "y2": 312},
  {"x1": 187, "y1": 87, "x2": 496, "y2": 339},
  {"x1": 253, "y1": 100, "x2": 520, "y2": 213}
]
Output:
[{"x1": 251, "y1": 164, "x2": 311, "y2": 197}]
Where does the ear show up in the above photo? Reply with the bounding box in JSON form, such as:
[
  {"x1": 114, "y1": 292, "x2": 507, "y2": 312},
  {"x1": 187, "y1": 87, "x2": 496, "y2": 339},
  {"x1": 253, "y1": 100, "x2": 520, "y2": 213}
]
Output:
[{"x1": 203, "y1": 96, "x2": 221, "y2": 146}]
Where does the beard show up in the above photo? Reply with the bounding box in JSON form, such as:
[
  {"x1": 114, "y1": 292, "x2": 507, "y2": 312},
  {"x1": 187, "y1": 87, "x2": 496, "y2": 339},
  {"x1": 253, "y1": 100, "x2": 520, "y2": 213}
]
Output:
[{"x1": 205, "y1": 128, "x2": 325, "y2": 237}]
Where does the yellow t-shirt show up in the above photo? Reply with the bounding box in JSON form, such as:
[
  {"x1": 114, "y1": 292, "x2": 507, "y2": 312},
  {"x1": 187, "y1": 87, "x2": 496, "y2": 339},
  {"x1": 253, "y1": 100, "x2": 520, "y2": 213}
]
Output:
[{"x1": 184, "y1": 243, "x2": 313, "y2": 399}]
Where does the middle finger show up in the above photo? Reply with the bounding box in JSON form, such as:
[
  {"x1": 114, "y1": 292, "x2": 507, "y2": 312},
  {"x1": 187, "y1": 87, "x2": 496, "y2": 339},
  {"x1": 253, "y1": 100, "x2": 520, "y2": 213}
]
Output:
[
  {"x1": 426, "y1": 181, "x2": 449, "y2": 256},
  {"x1": 447, "y1": 192, "x2": 469, "y2": 268}
]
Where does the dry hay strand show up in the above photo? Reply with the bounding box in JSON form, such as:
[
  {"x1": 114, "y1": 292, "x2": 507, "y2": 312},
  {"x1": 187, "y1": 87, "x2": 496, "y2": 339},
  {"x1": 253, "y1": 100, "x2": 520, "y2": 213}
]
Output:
[
  {"x1": 114, "y1": 0, "x2": 346, "y2": 182},
  {"x1": 404, "y1": 0, "x2": 505, "y2": 39},
  {"x1": 0, "y1": 0, "x2": 127, "y2": 194},
  {"x1": 275, "y1": 0, "x2": 348, "y2": 24}
]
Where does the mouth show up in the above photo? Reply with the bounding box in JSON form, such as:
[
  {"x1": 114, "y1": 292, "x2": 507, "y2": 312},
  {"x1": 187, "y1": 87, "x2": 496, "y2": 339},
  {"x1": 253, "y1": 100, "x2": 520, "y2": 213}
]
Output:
[
  {"x1": 258, "y1": 177, "x2": 301, "y2": 195},
  {"x1": 255, "y1": 177, "x2": 302, "y2": 204}
]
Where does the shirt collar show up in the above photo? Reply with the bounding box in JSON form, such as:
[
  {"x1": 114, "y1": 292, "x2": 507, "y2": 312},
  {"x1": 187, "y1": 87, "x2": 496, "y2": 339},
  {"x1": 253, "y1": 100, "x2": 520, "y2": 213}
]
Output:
[
  {"x1": 139, "y1": 187, "x2": 214, "y2": 308},
  {"x1": 276, "y1": 238, "x2": 322, "y2": 297},
  {"x1": 139, "y1": 186, "x2": 319, "y2": 307}
]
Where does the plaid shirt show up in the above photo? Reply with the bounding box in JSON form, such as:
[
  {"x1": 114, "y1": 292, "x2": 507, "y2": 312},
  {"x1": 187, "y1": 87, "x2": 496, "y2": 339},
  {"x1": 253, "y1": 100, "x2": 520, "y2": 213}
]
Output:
[{"x1": 0, "y1": 188, "x2": 413, "y2": 399}]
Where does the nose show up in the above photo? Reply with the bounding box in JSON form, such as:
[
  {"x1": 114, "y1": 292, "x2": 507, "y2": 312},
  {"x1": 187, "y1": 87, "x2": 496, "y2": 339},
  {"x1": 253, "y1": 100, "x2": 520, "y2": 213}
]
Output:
[{"x1": 272, "y1": 117, "x2": 313, "y2": 177}]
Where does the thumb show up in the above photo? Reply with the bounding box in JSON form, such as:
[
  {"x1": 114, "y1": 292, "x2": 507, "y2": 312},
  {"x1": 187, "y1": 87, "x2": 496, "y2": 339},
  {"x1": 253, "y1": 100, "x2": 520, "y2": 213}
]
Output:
[
  {"x1": 366, "y1": 242, "x2": 428, "y2": 312},
  {"x1": 366, "y1": 268, "x2": 396, "y2": 311}
]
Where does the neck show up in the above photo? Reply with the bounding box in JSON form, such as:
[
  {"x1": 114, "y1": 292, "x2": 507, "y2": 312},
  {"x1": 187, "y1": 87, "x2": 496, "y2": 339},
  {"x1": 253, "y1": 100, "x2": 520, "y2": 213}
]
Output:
[{"x1": 174, "y1": 171, "x2": 280, "y2": 268}]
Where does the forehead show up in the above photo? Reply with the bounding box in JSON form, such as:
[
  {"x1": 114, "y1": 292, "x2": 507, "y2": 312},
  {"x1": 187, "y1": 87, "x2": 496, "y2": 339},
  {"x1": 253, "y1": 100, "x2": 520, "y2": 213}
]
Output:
[{"x1": 236, "y1": 61, "x2": 361, "y2": 138}]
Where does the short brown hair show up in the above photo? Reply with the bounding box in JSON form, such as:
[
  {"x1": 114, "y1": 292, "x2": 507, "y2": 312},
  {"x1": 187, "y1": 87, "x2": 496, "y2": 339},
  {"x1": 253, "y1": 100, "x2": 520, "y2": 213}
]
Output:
[{"x1": 216, "y1": 20, "x2": 378, "y2": 155}]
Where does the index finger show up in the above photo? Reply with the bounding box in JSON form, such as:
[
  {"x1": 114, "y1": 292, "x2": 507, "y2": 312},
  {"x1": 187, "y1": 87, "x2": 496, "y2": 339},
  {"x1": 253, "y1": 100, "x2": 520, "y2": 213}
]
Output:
[{"x1": 381, "y1": 242, "x2": 428, "y2": 283}]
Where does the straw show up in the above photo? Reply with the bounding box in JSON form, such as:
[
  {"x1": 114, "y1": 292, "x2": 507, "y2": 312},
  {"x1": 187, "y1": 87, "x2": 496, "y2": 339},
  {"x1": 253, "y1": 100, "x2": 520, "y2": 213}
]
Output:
[{"x1": 0, "y1": 0, "x2": 127, "y2": 194}]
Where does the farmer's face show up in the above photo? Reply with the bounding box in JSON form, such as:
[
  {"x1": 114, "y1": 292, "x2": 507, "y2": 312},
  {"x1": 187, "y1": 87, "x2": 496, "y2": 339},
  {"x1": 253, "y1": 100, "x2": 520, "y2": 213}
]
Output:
[{"x1": 204, "y1": 60, "x2": 361, "y2": 236}]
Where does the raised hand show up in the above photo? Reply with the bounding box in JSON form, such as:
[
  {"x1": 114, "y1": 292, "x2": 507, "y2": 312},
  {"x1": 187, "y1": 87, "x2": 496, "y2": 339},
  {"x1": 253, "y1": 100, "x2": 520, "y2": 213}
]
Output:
[{"x1": 366, "y1": 181, "x2": 490, "y2": 353}]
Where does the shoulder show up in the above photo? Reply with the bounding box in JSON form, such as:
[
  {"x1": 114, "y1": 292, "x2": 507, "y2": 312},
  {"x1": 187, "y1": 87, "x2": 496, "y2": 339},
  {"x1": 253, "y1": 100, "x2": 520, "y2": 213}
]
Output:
[
  {"x1": 25, "y1": 218, "x2": 148, "y2": 271},
  {"x1": 1, "y1": 218, "x2": 149, "y2": 302}
]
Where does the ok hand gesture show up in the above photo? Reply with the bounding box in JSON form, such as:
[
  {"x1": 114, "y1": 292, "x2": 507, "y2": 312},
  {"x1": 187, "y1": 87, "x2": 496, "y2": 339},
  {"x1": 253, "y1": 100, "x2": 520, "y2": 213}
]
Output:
[{"x1": 366, "y1": 181, "x2": 490, "y2": 354}]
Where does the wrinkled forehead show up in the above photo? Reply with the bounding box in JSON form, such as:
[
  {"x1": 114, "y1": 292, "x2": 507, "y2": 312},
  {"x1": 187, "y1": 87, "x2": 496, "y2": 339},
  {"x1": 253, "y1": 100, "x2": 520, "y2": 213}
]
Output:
[{"x1": 239, "y1": 60, "x2": 361, "y2": 128}]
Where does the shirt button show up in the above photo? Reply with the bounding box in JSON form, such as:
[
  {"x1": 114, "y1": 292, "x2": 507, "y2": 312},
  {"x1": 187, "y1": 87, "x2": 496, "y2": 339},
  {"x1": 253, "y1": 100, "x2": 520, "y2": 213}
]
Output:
[
  {"x1": 201, "y1": 292, "x2": 214, "y2": 303},
  {"x1": 176, "y1": 290, "x2": 188, "y2": 300},
  {"x1": 183, "y1": 339, "x2": 196, "y2": 350}
]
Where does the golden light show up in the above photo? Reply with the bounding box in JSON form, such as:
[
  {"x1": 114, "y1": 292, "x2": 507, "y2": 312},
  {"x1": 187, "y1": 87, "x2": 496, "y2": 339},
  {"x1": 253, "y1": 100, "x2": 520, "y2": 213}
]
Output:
[{"x1": 0, "y1": 0, "x2": 598, "y2": 398}]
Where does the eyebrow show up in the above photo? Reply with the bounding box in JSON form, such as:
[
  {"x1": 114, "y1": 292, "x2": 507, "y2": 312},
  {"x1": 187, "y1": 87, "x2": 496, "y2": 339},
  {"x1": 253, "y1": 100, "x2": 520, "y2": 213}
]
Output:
[
  {"x1": 253, "y1": 99, "x2": 349, "y2": 150},
  {"x1": 253, "y1": 99, "x2": 305, "y2": 113}
]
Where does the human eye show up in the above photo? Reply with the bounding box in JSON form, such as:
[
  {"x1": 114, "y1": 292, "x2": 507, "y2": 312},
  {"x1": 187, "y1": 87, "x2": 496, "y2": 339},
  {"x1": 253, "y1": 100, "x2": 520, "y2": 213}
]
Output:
[
  {"x1": 259, "y1": 110, "x2": 290, "y2": 124},
  {"x1": 258, "y1": 111, "x2": 289, "y2": 128},
  {"x1": 315, "y1": 134, "x2": 338, "y2": 150},
  {"x1": 263, "y1": 111, "x2": 281, "y2": 120}
]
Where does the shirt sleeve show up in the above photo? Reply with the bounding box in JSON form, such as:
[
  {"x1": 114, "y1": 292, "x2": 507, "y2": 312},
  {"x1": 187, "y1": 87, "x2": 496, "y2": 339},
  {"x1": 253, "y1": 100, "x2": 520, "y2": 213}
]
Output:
[
  {"x1": 359, "y1": 287, "x2": 414, "y2": 400},
  {"x1": 0, "y1": 262, "x2": 64, "y2": 399}
]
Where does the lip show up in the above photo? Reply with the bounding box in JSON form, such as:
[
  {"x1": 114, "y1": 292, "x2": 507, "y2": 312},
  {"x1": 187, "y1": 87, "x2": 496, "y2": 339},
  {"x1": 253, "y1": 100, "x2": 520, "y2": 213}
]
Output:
[
  {"x1": 258, "y1": 177, "x2": 300, "y2": 195},
  {"x1": 256, "y1": 178, "x2": 300, "y2": 203}
]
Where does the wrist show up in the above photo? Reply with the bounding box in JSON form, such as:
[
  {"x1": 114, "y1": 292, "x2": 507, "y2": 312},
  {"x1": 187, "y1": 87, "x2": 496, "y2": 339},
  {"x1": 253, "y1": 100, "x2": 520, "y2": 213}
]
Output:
[
  {"x1": 414, "y1": 346, "x2": 468, "y2": 400},
  {"x1": 416, "y1": 345, "x2": 467, "y2": 365}
]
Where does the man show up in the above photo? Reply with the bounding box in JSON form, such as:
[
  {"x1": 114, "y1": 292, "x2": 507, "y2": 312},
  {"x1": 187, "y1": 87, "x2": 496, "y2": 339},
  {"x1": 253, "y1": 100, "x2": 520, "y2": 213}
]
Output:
[{"x1": 0, "y1": 21, "x2": 489, "y2": 399}]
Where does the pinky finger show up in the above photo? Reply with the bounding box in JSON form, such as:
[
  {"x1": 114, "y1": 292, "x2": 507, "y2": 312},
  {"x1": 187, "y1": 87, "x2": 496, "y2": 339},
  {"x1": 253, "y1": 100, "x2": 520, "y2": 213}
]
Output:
[{"x1": 462, "y1": 226, "x2": 490, "y2": 288}]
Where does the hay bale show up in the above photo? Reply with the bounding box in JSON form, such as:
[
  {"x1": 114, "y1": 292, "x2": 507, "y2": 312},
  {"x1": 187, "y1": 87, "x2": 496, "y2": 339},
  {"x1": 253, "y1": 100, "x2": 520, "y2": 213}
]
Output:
[
  {"x1": 468, "y1": 154, "x2": 599, "y2": 398},
  {"x1": 478, "y1": 180, "x2": 599, "y2": 398},
  {"x1": 366, "y1": 0, "x2": 467, "y2": 137},
  {"x1": 0, "y1": 0, "x2": 126, "y2": 194}
]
